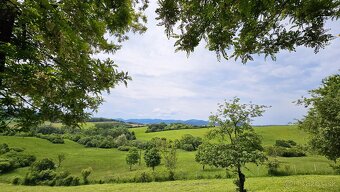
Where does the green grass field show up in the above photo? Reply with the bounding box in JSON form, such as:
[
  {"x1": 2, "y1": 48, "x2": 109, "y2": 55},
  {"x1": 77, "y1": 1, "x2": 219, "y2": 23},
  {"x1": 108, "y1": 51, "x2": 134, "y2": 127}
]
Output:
[
  {"x1": 130, "y1": 125, "x2": 309, "y2": 146},
  {"x1": 1, "y1": 175, "x2": 339, "y2": 192},
  {"x1": 0, "y1": 125, "x2": 335, "y2": 185}
]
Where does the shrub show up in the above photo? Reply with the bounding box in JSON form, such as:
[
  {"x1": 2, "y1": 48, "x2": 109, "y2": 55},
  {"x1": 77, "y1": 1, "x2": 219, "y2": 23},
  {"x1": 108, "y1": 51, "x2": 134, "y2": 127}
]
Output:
[
  {"x1": 81, "y1": 167, "x2": 92, "y2": 184},
  {"x1": 0, "y1": 143, "x2": 10, "y2": 154},
  {"x1": 10, "y1": 147, "x2": 24, "y2": 152},
  {"x1": 31, "y1": 158, "x2": 55, "y2": 172},
  {"x1": 330, "y1": 164, "x2": 340, "y2": 174},
  {"x1": 36, "y1": 134, "x2": 64, "y2": 144},
  {"x1": 267, "y1": 159, "x2": 280, "y2": 176},
  {"x1": 55, "y1": 175, "x2": 80, "y2": 186},
  {"x1": 0, "y1": 160, "x2": 13, "y2": 173},
  {"x1": 85, "y1": 139, "x2": 100, "y2": 148},
  {"x1": 275, "y1": 140, "x2": 297, "y2": 148},
  {"x1": 4, "y1": 151, "x2": 36, "y2": 168},
  {"x1": 99, "y1": 139, "x2": 114, "y2": 148},
  {"x1": 24, "y1": 169, "x2": 57, "y2": 186},
  {"x1": 265, "y1": 146, "x2": 305, "y2": 157},
  {"x1": 281, "y1": 148, "x2": 306, "y2": 157},
  {"x1": 62, "y1": 134, "x2": 82, "y2": 142},
  {"x1": 77, "y1": 137, "x2": 92, "y2": 145},
  {"x1": 117, "y1": 146, "x2": 131, "y2": 151},
  {"x1": 134, "y1": 172, "x2": 152, "y2": 183},
  {"x1": 12, "y1": 177, "x2": 20, "y2": 185},
  {"x1": 35, "y1": 125, "x2": 64, "y2": 135},
  {"x1": 181, "y1": 144, "x2": 195, "y2": 151}
]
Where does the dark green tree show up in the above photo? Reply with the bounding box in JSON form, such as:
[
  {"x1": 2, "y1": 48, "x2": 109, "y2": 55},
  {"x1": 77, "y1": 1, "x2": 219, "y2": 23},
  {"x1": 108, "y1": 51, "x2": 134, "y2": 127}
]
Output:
[
  {"x1": 195, "y1": 143, "x2": 215, "y2": 170},
  {"x1": 298, "y1": 73, "x2": 340, "y2": 163},
  {"x1": 144, "y1": 147, "x2": 161, "y2": 171},
  {"x1": 156, "y1": 0, "x2": 340, "y2": 63},
  {"x1": 126, "y1": 147, "x2": 139, "y2": 171},
  {"x1": 208, "y1": 97, "x2": 267, "y2": 192},
  {"x1": 0, "y1": 0, "x2": 148, "y2": 129}
]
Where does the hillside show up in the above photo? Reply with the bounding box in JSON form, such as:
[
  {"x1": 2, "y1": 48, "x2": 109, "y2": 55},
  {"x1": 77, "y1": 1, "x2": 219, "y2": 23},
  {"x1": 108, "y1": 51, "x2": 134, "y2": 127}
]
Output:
[
  {"x1": 117, "y1": 119, "x2": 209, "y2": 126},
  {"x1": 0, "y1": 125, "x2": 334, "y2": 185}
]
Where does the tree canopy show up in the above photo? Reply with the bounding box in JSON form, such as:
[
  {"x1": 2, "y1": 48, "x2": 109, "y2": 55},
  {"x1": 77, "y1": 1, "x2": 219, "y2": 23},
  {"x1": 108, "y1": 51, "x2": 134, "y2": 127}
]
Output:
[
  {"x1": 156, "y1": 0, "x2": 340, "y2": 63},
  {"x1": 208, "y1": 97, "x2": 268, "y2": 192},
  {"x1": 298, "y1": 73, "x2": 340, "y2": 163},
  {"x1": 0, "y1": 0, "x2": 148, "y2": 129}
]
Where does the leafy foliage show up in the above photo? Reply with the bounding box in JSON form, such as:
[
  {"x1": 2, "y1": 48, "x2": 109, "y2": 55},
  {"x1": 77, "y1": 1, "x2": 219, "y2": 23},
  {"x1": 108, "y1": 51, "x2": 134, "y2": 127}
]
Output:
[
  {"x1": 156, "y1": 0, "x2": 339, "y2": 63},
  {"x1": 144, "y1": 148, "x2": 161, "y2": 171},
  {"x1": 160, "y1": 141, "x2": 177, "y2": 180},
  {"x1": 81, "y1": 167, "x2": 92, "y2": 184},
  {"x1": 275, "y1": 139, "x2": 297, "y2": 148},
  {"x1": 146, "y1": 123, "x2": 206, "y2": 133},
  {"x1": 0, "y1": 143, "x2": 36, "y2": 173},
  {"x1": 175, "y1": 134, "x2": 202, "y2": 151},
  {"x1": 298, "y1": 73, "x2": 340, "y2": 162},
  {"x1": 126, "y1": 147, "x2": 139, "y2": 170},
  {"x1": 0, "y1": 0, "x2": 148, "y2": 128},
  {"x1": 207, "y1": 97, "x2": 268, "y2": 192},
  {"x1": 22, "y1": 159, "x2": 80, "y2": 186}
]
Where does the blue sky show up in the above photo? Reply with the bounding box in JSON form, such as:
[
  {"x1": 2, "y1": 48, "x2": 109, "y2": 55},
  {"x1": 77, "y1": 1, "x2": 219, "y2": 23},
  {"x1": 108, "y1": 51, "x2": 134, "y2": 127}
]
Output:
[{"x1": 94, "y1": 2, "x2": 340, "y2": 125}]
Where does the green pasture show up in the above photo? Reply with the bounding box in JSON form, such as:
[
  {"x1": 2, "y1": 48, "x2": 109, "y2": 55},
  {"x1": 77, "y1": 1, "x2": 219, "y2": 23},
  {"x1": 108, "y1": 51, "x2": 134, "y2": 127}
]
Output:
[
  {"x1": 0, "y1": 125, "x2": 335, "y2": 184},
  {"x1": 1, "y1": 175, "x2": 339, "y2": 192},
  {"x1": 131, "y1": 125, "x2": 309, "y2": 146}
]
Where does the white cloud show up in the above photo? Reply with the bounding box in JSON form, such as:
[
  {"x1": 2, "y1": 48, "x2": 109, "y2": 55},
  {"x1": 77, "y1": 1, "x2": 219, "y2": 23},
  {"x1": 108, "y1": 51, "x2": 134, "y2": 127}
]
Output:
[{"x1": 94, "y1": 2, "x2": 340, "y2": 125}]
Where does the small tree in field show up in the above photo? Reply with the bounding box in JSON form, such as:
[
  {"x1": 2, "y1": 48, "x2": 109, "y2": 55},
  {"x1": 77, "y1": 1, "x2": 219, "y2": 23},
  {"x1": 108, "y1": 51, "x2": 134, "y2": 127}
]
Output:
[
  {"x1": 144, "y1": 148, "x2": 161, "y2": 171},
  {"x1": 208, "y1": 97, "x2": 268, "y2": 192},
  {"x1": 126, "y1": 147, "x2": 139, "y2": 171},
  {"x1": 57, "y1": 154, "x2": 66, "y2": 168},
  {"x1": 160, "y1": 141, "x2": 177, "y2": 180}
]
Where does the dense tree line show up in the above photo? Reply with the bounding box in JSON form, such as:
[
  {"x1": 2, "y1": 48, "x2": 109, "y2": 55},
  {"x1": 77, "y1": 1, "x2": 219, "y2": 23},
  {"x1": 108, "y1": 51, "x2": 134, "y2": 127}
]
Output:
[{"x1": 146, "y1": 123, "x2": 207, "y2": 133}]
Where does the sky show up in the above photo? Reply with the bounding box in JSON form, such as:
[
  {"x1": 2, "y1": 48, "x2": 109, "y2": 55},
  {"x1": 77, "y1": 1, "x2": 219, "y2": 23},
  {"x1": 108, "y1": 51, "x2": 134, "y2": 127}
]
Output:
[{"x1": 94, "y1": 2, "x2": 340, "y2": 125}]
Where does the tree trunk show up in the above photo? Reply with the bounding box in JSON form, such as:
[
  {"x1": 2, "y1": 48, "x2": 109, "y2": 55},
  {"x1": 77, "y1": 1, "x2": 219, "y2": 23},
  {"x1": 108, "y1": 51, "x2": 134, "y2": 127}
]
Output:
[
  {"x1": 237, "y1": 165, "x2": 246, "y2": 192},
  {"x1": 0, "y1": 1, "x2": 17, "y2": 86}
]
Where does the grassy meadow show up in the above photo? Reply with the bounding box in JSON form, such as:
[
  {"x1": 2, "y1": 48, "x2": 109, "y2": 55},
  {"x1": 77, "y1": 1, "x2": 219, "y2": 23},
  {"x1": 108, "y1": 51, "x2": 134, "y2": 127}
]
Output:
[
  {"x1": 0, "y1": 125, "x2": 336, "y2": 185},
  {"x1": 1, "y1": 175, "x2": 339, "y2": 192}
]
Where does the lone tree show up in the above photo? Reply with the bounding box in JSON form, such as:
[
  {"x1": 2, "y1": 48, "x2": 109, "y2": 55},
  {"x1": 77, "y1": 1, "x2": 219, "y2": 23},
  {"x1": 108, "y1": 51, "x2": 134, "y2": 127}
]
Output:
[
  {"x1": 126, "y1": 147, "x2": 139, "y2": 171},
  {"x1": 57, "y1": 153, "x2": 65, "y2": 168},
  {"x1": 208, "y1": 97, "x2": 267, "y2": 192},
  {"x1": 0, "y1": 0, "x2": 148, "y2": 129},
  {"x1": 144, "y1": 147, "x2": 161, "y2": 171},
  {"x1": 298, "y1": 73, "x2": 340, "y2": 163},
  {"x1": 156, "y1": 0, "x2": 340, "y2": 63},
  {"x1": 160, "y1": 140, "x2": 177, "y2": 180}
]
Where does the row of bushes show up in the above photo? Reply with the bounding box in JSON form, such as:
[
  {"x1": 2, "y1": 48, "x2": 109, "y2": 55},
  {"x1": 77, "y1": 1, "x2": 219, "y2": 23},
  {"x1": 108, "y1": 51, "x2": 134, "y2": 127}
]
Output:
[
  {"x1": 145, "y1": 123, "x2": 206, "y2": 133},
  {"x1": 174, "y1": 134, "x2": 203, "y2": 151},
  {"x1": 36, "y1": 134, "x2": 65, "y2": 144},
  {"x1": 265, "y1": 146, "x2": 306, "y2": 157},
  {"x1": 13, "y1": 158, "x2": 92, "y2": 186},
  {"x1": 275, "y1": 139, "x2": 297, "y2": 148},
  {"x1": 0, "y1": 144, "x2": 36, "y2": 174}
]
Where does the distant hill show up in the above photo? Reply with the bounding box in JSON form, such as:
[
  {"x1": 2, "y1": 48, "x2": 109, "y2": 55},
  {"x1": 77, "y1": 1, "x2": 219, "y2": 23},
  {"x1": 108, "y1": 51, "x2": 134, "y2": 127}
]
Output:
[{"x1": 116, "y1": 118, "x2": 209, "y2": 126}]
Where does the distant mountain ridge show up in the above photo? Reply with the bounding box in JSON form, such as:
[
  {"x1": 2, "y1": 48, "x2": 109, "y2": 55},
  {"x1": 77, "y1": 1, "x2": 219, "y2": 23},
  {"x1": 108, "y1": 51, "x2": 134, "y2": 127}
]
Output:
[{"x1": 115, "y1": 118, "x2": 209, "y2": 126}]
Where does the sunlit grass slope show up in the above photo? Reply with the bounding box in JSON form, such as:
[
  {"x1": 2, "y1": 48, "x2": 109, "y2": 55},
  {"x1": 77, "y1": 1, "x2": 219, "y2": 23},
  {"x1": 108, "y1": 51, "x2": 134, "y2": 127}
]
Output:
[
  {"x1": 0, "y1": 125, "x2": 334, "y2": 184},
  {"x1": 1, "y1": 175, "x2": 339, "y2": 192}
]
